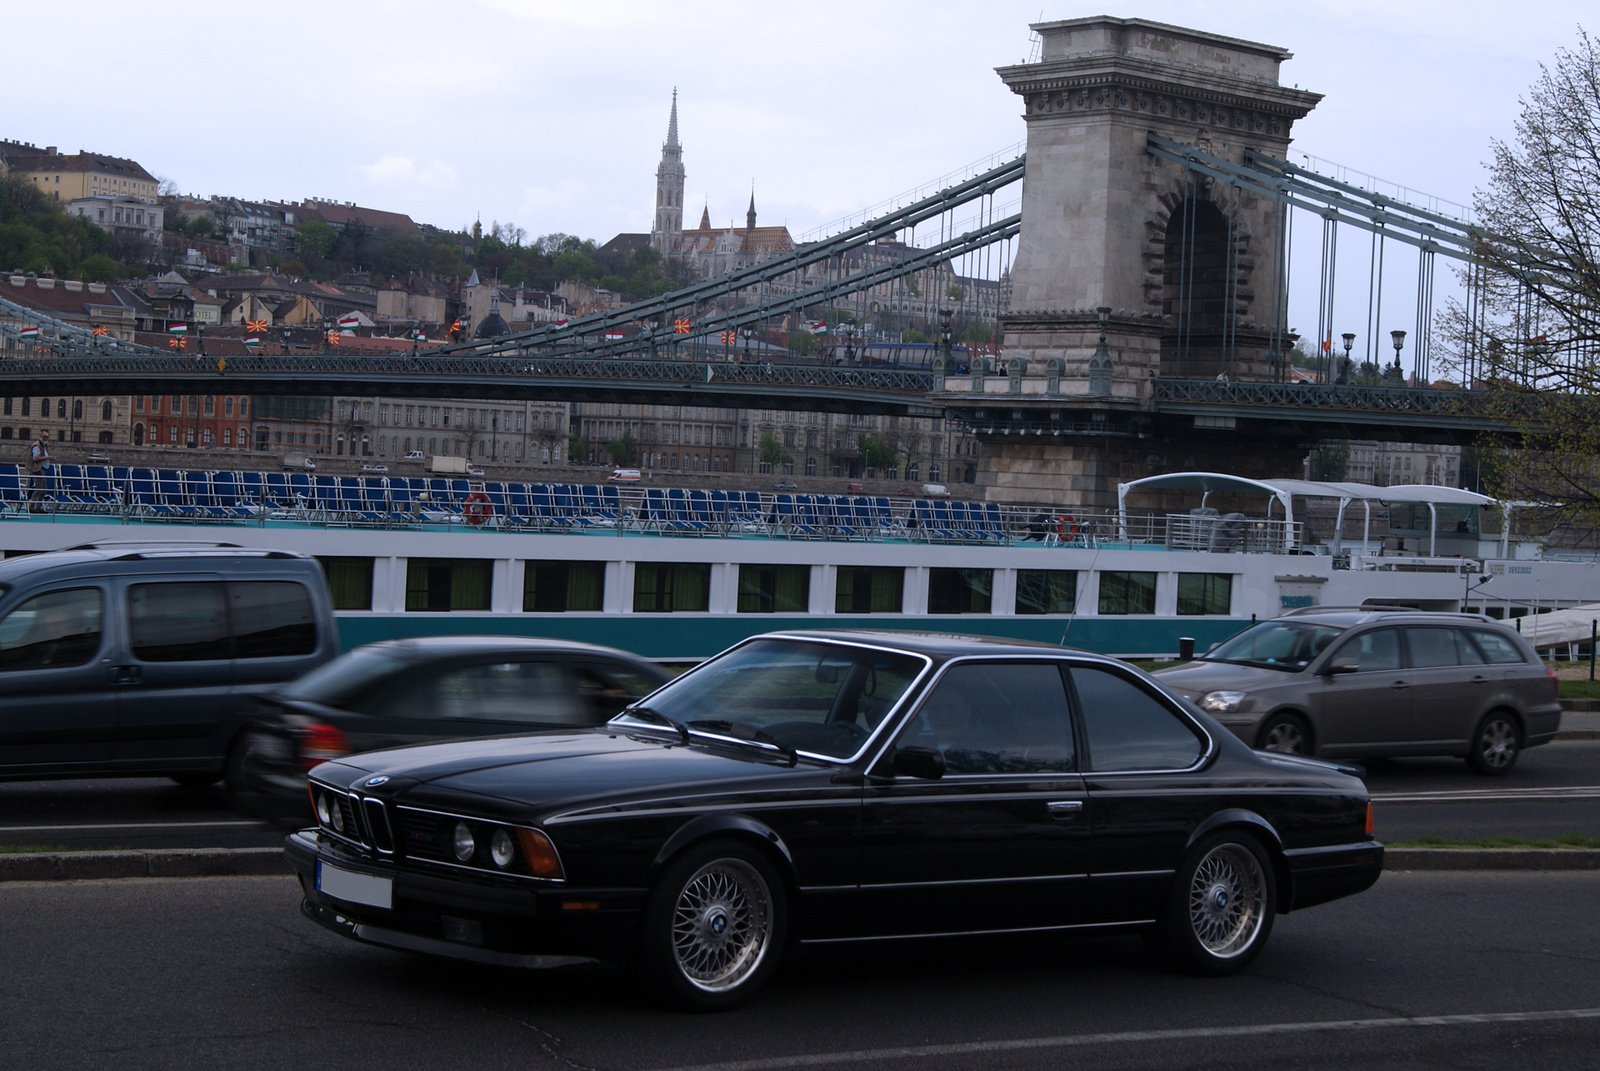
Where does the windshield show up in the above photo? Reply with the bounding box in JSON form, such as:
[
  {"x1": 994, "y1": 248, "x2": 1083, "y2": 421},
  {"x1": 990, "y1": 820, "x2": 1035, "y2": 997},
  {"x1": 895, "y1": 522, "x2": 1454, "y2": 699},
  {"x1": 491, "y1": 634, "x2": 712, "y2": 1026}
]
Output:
[
  {"x1": 277, "y1": 646, "x2": 408, "y2": 705},
  {"x1": 613, "y1": 638, "x2": 926, "y2": 760},
  {"x1": 1203, "y1": 621, "x2": 1343, "y2": 671}
]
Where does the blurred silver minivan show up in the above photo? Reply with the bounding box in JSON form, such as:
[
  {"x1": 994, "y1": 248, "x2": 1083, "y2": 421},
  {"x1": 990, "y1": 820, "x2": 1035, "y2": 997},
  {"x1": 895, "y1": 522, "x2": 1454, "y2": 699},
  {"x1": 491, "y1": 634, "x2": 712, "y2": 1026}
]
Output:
[{"x1": 1154, "y1": 610, "x2": 1562, "y2": 774}]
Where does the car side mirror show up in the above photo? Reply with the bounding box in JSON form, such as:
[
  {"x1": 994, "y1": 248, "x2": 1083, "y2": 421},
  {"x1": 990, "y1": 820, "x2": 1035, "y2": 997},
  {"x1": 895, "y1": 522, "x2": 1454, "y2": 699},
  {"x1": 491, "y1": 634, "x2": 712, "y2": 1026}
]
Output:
[
  {"x1": 1324, "y1": 657, "x2": 1359, "y2": 676},
  {"x1": 891, "y1": 745, "x2": 945, "y2": 780}
]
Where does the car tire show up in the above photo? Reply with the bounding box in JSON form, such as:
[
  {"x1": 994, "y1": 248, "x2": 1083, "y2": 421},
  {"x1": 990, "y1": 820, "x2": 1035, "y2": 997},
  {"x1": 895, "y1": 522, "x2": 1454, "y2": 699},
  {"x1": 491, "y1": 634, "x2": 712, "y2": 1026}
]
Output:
[
  {"x1": 1257, "y1": 713, "x2": 1312, "y2": 755},
  {"x1": 1467, "y1": 711, "x2": 1521, "y2": 776},
  {"x1": 641, "y1": 839, "x2": 787, "y2": 1011},
  {"x1": 1149, "y1": 831, "x2": 1276, "y2": 976}
]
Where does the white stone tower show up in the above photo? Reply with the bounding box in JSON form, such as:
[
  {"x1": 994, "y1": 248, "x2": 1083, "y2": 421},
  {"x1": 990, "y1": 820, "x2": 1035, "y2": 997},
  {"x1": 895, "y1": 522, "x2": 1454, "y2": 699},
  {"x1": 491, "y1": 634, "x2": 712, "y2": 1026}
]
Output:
[{"x1": 650, "y1": 90, "x2": 685, "y2": 255}]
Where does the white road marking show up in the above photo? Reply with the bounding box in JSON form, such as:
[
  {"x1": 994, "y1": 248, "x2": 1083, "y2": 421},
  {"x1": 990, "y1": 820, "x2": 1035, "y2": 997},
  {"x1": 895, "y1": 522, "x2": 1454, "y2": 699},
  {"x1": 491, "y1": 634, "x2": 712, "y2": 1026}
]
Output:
[
  {"x1": 0, "y1": 821, "x2": 261, "y2": 833},
  {"x1": 648, "y1": 1007, "x2": 1600, "y2": 1071},
  {"x1": 1373, "y1": 786, "x2": 1600, "y2": 803}
]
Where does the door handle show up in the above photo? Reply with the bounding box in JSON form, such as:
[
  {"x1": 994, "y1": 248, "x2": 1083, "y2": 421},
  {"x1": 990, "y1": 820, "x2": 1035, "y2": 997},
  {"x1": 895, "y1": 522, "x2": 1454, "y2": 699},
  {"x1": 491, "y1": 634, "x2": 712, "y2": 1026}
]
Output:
[
  {"x1": 1470, "y1": 675, "x2": 1490, "y2": 685},
  {"x1": 110, "y1": 665, "x2": 141, "y2": 683},
  {"x1": 1390, "y1": 680, "x2": 1408, "y2": 690},
  {"x1": 1047, "y1": 800, "x2": 1084, "y2": 816}
]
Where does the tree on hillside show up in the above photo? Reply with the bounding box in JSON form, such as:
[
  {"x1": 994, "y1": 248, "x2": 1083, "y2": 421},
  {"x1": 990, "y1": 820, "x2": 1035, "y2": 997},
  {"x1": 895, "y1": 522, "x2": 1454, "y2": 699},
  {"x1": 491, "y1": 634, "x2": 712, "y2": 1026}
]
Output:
[{"x1": 1441, "y1": 29, "x2": 1600, "y2": 524}]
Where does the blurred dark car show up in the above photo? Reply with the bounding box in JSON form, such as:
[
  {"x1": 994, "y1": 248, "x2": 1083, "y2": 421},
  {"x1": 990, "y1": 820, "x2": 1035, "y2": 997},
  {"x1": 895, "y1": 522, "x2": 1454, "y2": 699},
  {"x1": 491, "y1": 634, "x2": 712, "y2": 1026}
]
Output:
[{"x1": 229, "y1": 636, "x2": 670, "y2": 824}]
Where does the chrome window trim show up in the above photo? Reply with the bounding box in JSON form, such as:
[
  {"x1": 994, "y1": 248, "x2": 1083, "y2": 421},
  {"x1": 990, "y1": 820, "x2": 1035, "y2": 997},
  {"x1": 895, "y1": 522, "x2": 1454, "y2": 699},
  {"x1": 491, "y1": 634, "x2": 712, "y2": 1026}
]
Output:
[
  {"x1": 609, "y1": 633, "x2": 935, "y2": 767},
  {"x1": 1066, "y1": 659, "x2": 1218, "y2": 776}
]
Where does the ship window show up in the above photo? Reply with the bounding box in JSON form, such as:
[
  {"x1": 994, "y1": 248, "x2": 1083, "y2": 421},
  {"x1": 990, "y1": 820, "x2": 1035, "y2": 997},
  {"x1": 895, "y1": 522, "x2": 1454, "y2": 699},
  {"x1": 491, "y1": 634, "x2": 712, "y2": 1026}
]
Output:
[
  {"x1": 524, "y1": 560, "x2": 604, "y2": 612},
  {"x1": 927, "y1": 568, "x2": 992, "y2": 614},
  {"x1": 318, "y1": 557, "x2": 374, "y2": 611},
  {"x1": 1177, "y1": 573, "x2": 1231, "y2": 615},
  {"x1": 737, "y1": 564, "x2": 809, "y2": 613},
  {"x1": 835, "y1": 566, "x2": 903, "y2": 614},
  {"x1": 1098, "y1": 572, "x2": 1157, "y2": 615},
  {"x1": 1016, "y1": 570, "x2": 1077, "y2": 614},
  {"x1": 405, "y1": 559, "x2": 490, "y2": 612},
  {"x1": 633, "y1": 563, "x2": 710, "y2": 612}
]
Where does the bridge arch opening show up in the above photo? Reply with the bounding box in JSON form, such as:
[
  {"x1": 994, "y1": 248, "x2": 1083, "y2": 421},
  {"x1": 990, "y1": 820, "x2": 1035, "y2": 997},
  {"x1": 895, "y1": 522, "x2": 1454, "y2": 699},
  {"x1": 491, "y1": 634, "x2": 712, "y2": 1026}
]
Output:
[{"x1": 1161, "y1": 193, "x2": 1234, "y2": 378}]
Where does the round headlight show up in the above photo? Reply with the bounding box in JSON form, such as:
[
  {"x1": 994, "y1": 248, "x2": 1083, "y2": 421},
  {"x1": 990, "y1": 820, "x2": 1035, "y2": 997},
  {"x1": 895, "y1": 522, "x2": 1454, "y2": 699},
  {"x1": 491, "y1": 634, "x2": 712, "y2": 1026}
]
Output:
[
  {"x1": 490, "y1": 828, "x2": 516, "y2": 869},
  {"x1": 329, "y1": 796, "x2": 345, "y2": 832},
  {"x1": 314, "y1": 790, "x2": 331, "y2": 826},
  {"x1": 452, "y1": 821, "x2": 476, "y2": 862}
]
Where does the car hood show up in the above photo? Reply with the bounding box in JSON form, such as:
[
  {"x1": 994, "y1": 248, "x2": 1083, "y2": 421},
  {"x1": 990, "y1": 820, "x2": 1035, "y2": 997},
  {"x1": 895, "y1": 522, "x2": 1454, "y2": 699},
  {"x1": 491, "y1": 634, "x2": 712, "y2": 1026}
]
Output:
[
  {"x1": 313, "y1": 728, "x2": 818, "y2": 816},
  {"x1": 1153, "y1": 660, "x2": 1309, "y2": 699}
]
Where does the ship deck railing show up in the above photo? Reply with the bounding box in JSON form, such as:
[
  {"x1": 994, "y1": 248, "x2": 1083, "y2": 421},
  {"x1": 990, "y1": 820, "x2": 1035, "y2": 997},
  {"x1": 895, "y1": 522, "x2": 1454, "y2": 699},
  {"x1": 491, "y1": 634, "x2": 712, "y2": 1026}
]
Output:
[{"x1": 0, "y1": 463, "x2": 1305, "y2": 552}]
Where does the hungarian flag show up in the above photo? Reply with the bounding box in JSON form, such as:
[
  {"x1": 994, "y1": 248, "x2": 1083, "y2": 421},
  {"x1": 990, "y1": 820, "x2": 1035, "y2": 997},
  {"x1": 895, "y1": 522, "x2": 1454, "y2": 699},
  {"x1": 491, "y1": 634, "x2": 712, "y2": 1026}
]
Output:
[
  {"x1": 245, "y1": 319, "x2": 268, "y2": 334},
  {"x1": 338, "y1": 313, "x2": 361, "y2": 332},
  {"x1": 604, "y1": 330, "x2": 625, "y2": 340},
  {"x1": 720, "y1": 331, "x2": 737, "y2": 345},
  {"x1": 169, "y1": 336, "x2": 185, "y2": 350},
  {"x1": 414, "y1": 329, "x2": 428, "y2": 341},
  {"x1": 243, "y1": 336, "x2": 260, "y2": 348},
  {"x1": 19, "y1": 326, "x2": 39, "y2": 339},
  {"x1": 552, "y1": 319, "x2": 569, "y2": 330},
  {"x1": 169, "y1": 323, "x2": 188, "y2": 336},
  {"x1": 673, "y1": 318, "x2": 691, "y2": 334},
  {"x1": 91, "y1": 325, "x2": 109, "y2": 337},
  {"x1": 809, "y1": 321, "x2": 827, "y2": 335}
]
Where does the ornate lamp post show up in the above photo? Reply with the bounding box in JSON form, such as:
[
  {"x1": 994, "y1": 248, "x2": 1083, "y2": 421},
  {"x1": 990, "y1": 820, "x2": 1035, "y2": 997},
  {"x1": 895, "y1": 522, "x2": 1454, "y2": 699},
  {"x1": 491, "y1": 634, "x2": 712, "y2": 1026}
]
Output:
[
  {"x1": 1389, "y1": 329, "x2": 1407, "y2": 384},
  {"x1": 1339, "y1": 331, "x2": 1356, "y2": 384}
]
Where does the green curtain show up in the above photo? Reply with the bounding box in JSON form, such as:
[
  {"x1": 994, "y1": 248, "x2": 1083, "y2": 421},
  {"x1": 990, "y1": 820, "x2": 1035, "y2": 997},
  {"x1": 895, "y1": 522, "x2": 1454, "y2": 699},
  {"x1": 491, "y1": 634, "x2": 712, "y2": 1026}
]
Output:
[
  {"x1": 319, "y1": 557, "x2": 373, "y2": 611},
  {"x1": 565, "y1": 562, "x2": 604, "y2": 610},
  {"x1": 772, "y1": 565, "x2": 808, "y2": 613},
  {"x1": 450, "y1": 560, "x2": 491, "y2": 611}
]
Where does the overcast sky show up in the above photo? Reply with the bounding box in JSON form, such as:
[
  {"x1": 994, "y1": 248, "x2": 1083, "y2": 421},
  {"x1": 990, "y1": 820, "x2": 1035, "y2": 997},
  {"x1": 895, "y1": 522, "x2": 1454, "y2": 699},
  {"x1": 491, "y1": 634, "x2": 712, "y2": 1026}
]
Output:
[{"x1": 3, "y1": 1, "x2": 1588, "y2": 358}]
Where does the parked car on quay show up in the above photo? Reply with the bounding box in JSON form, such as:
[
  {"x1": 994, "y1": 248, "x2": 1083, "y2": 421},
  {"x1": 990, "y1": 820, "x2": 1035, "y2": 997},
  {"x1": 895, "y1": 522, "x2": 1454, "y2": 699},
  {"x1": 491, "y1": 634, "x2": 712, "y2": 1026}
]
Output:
[
  {"x1": 0, "y1": 543, "x2": 338, "y2": 786},
  {"x1": 288, "y1": 630, "x2": 1382, "y2": 1009},
  {"x1": 229, "y1": 636, "x2": 671, "y2": 825},
  {"x1": 1154, "y1": 609, "x2": 1562, "y2": 774}
]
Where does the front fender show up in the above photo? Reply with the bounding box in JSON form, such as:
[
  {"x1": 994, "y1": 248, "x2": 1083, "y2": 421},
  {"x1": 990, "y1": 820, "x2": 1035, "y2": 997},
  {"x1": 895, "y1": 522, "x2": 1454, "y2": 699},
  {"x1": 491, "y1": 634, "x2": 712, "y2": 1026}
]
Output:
[{"x1": 652, "y1": 813, "x2": 795, "y2": 875}]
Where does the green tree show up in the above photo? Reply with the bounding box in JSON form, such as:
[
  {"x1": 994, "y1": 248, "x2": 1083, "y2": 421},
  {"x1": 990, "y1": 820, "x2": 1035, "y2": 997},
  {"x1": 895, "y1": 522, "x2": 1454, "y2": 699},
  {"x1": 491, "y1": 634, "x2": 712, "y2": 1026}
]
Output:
[
  {"x1": 568, "y1": 433, "x2": 586, "y2": 463},
  {"x1": 856, "y1": 433, "x2": 897, "y2": 473},
  {"x1": 946, "y1": 284, "x2": 964, "y2": 300},
  {"x1": 189, "y1": 215, "x2": 213, "y2": 237},
  {"x1": 902, "y1": 328, "x2": 928, "y2": 344},
  {"x1": 960, "y1": 318, "x2": 991, "y2": 345},
  {"x1": 758, "y1": 431, "x2": 792, "y2": 470},
  {"x1": 1310, "y1": 441, "x2": 1350, "y2": 481},
  {"x1": 787, "y1": 329, "x2": 816, "y2": 356},
  {"x1": 605, "y1": 431, "x2": 638, "y2": 467},
  {"x1": 295, "y1": 219, "x2": 337, "y2": 265}
]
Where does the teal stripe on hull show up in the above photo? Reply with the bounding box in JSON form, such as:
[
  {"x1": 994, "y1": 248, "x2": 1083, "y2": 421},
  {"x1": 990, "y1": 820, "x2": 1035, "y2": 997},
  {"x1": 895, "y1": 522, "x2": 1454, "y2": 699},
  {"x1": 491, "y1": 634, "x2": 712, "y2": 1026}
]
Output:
[{"x1": 335, "y1": 613, "x2": 1251, "y2": 660}]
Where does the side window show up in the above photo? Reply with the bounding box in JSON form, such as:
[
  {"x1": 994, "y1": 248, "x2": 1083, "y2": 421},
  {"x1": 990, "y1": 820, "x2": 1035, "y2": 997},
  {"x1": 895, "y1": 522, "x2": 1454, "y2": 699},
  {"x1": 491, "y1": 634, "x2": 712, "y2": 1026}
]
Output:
[
  {"x1": 896, "y1": 662, "x2": 1075, "y2": 775},
  {"x1": 1071, "y1": 665, "x2": 1204, "y2": 772},
  {"x1": 129, "y1": 582, "x2": 229, "y2": 662},
  {"x1": 231, "y1": 582, "x2": 317, "y2": 658},
  {"x1": 431, "y1": 661, "x2": 585, "y2": 724},
  {"x1": 1331, "y1": 628, "x2": 1401, "y2": 672},
  {"x1": 1451, "y1": 628, "x2": 1486, "y2": 665},
  {"x1": 0, "y1": 587, "x2": 103, "y2": 670},
  {"x1": 1467, "y1": 629, "x2": 1528, "y2": 665},
  {"x1": 578, "y1": 662, "x2": 662, "y2": 719},
  {"x1": 1404, "y1": 627, "x2": 1461, "y2": 668}
]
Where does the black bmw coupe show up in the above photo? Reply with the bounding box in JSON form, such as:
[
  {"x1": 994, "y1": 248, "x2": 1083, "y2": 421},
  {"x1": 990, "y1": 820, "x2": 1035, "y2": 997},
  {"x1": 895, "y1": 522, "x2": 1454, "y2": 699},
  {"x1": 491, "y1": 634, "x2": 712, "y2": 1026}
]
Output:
[{"x1": 287, "y1": 631, "x2": 1382, "y2": 1009}]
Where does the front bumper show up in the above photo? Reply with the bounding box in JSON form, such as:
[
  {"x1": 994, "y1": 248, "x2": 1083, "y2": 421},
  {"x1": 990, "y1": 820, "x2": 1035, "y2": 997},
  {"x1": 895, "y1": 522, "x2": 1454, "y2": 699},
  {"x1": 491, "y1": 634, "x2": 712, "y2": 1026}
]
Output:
[
  {"x1": 1282, "y1": 839, "x2": 1384, "y2": 911},
  {"x1": 285, "y1": 830, "x2": 645, "y2": 966}
]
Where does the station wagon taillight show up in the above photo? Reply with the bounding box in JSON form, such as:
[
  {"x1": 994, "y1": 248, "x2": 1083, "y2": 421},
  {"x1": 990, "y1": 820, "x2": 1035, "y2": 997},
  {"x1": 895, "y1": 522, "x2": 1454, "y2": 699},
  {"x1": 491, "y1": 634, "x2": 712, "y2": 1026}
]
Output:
[
  {"x1": 1365, "y1": 802, "x2": 1373, "y2": 835},
  {"x1": 299, "y1": 722, "x2": 351, "y2": 770}
]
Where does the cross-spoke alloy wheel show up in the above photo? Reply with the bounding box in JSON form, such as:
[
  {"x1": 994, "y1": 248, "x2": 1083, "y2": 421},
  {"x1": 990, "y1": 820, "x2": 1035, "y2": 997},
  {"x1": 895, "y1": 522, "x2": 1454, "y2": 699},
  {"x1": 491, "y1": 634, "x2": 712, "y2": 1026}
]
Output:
[
  {"x1": 1258, "y1": 715, "x2": 1310, "y2": 755},
  {"x1": 644, "y1": 841, "x2": 786, "y2": 1010},
  {"x1": 1150, "y1": 832, "x2": 1276, "y2": 976},
  {"x1": 1468, "y1": 713, "x2": 1521, "y2": 776}
]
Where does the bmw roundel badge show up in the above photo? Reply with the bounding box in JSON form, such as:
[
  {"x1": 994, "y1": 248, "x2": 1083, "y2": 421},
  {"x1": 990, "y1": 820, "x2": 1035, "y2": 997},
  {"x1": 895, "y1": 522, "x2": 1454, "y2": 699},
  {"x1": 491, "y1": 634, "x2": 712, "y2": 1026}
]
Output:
[{"x1": 365, "y1": 775, "x2": 389, "y2": 787}]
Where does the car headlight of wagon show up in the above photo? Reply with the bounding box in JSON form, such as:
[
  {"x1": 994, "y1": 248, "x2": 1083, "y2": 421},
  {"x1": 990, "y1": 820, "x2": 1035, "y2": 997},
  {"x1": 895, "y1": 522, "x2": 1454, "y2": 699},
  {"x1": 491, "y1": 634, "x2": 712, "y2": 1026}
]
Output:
[{"x1": 1199, "y1": 690, "x2": 1249, "y2": 714}]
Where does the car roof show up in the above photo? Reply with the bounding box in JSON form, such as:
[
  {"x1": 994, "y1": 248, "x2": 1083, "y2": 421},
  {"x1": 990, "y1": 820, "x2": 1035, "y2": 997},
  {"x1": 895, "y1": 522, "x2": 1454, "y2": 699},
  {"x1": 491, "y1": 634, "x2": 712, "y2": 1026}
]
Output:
[
  {"x1": 756, "y1": 628, "x2": 1104, "y2": 661},
  {"x1": 0, "y1": 542, "x2": 311, "y2": 582},
  {"x1": 1270, "y1": 609, "x2": 1504, "y2": 629},
  {"x1": 352, "y1": 634, "x2": 666, "y2": 667}
]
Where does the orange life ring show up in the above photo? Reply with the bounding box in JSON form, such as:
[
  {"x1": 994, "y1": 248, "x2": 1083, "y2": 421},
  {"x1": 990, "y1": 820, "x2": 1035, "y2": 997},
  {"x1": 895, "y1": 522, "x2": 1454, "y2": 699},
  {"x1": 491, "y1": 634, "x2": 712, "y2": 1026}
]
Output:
[
  {"x1": 1056, "y1": 514, "x2": 1078, "y2": 540},
  {"x1": 464, "y1": 491, "x2": 493, "y2": 526}
]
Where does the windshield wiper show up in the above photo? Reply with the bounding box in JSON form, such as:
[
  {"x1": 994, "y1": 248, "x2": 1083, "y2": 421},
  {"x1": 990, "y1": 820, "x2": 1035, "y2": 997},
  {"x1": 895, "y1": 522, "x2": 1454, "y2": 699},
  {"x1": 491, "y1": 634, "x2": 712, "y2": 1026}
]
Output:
[
  {"x1": 623, "y1": 705, "x2": 689, "y2": 745},
  {"x1": 687, "y1": 720, "x2": 799, "y2": 767}
]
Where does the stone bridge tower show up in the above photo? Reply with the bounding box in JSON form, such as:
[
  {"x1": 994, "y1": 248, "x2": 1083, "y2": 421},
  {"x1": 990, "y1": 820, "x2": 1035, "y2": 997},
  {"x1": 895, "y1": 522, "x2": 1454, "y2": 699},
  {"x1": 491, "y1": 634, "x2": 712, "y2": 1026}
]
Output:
[{"x1": 943, "y1": 17, "x2": 1322, "y2": 508}]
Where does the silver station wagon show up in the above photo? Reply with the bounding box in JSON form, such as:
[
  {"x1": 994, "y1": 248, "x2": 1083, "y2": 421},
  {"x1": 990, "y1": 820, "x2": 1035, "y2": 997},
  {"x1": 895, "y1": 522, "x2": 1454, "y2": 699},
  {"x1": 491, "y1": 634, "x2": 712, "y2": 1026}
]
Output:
[{"x1": 1154, "y1": 610, "x2": 1562, "y2": 775}]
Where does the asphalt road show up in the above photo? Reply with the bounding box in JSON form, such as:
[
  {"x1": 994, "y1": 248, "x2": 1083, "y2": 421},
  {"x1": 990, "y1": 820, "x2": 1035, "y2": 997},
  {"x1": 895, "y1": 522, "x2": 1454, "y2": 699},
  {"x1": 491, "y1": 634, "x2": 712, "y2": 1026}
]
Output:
[
  {"x1": 3, "y1": 870, "x2": 1599, "y2": 1071},
  {"x1": 4, "y1": 740, "x2": 1598, "y2": 853}
]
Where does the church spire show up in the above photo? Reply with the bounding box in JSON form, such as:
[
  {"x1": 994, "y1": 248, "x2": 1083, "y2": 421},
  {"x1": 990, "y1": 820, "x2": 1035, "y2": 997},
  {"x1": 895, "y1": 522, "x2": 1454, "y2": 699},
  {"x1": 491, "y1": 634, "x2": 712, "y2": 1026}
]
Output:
[
  {"x1": 746, "y1": 182, "x2": 756, "y2": 233},
  {"x1": 650, "y1": 88, "x2": 685, "y2": 255}
]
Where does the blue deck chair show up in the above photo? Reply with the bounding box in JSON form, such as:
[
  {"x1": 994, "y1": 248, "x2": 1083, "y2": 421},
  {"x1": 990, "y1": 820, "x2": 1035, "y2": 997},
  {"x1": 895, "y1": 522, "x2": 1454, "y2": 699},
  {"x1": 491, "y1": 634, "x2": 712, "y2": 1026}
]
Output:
[
  {"x1": 156, "y1": 470, "x2": 201, "y2": 518},
  {"x1": 0, "y1": 463, "x2": 24, "y2": 509},
  {"x1": 287, "y1": 472, "x2": 313, "y2": 510}
]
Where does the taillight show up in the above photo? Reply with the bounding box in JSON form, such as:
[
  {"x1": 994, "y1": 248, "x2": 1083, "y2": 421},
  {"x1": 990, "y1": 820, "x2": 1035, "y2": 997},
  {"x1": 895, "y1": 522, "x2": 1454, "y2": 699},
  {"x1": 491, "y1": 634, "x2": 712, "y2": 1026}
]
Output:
[
  {"x1": 1546, "y1": 666, "x2": 1561, "y2": 684},
  {"x1": 299, "y1": 722, "x2": 351, "y2": 770},
  {"x1": 1365, "y1": 801, "x2": 1374, "y2": 835}
]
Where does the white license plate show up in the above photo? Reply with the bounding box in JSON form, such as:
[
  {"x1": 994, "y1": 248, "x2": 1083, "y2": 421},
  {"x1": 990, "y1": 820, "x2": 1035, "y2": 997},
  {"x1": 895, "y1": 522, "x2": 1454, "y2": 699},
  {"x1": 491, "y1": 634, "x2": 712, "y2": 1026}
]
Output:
[{"x1": 316, "y1": 860, "x2": 392, "y2": 909}]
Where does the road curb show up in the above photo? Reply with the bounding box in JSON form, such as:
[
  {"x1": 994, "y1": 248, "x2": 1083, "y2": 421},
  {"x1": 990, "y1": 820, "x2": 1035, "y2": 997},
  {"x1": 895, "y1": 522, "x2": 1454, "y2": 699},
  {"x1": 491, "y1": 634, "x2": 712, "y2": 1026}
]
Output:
[
  {"x1": 0, "y1": 847, "x2": 292, "y2": 882},
  {"x1": 1, "y1": 846, "x2": 1598, "y2": 881},
  {"x1": 1557, "y1": 729, "x2": 1600, "y2": 740},
  {"x1": 1385, "y1": 848, "x2": 1600, "y2": 870}
]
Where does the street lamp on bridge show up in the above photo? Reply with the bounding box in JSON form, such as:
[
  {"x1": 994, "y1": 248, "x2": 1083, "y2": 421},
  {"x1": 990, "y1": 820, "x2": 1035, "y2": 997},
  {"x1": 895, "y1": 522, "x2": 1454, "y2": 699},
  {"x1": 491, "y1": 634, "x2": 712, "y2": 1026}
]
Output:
[
  {"x1": 1389, "y1": 330, "x2": 1408, "y2": 384},
  {"x1": 1339, "y1": 332, "x2": 1356, "y2": 384}
]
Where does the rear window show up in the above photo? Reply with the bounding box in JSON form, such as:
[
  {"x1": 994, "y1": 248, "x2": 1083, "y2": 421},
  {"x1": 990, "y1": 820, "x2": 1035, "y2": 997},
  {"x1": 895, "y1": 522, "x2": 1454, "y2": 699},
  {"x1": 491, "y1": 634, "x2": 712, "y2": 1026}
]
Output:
[
  {"x1": 1467, "y1": 629, "x2": 1529, "y2": 664},
  {"x1": 280, "y1": 646, "x2": 409, "y2": 705}
]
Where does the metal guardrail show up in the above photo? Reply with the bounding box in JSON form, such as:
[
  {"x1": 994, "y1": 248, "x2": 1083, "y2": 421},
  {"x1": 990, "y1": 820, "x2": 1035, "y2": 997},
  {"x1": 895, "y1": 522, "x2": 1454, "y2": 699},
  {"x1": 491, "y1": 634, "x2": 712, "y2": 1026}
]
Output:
[{"x1": 1153, "y1": 379, "x2": 1455, "y2": 412}]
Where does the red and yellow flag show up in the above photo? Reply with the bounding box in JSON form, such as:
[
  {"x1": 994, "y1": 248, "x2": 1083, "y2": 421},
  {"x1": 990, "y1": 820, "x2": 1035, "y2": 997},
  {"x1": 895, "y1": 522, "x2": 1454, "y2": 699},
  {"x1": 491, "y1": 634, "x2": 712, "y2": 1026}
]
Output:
[
  {"x1": 168, "y1": 336, "x2": 185, "y2": 351},
  {"x1": 91, "y1": 325, "x2": 109, "y2": 337},
  {"x1": 326, "y1": 331, "x2": 341, "y2": 346},
  {"x1": 245, "y1": 319, "x2": 268, "y2": 333},
  {"x1": 674, "y1": 318, "x2": 691, "y2": 334},
  {"x1": 720, "y1": 331, "x2": 737, "y2": 345}
]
